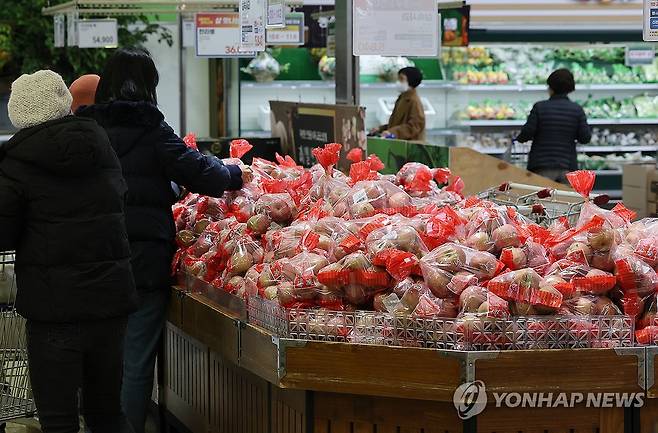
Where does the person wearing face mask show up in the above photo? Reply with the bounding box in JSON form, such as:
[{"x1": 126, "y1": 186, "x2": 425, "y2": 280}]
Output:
[{"x1": 371, "y1": 66, "x2": 426, "y2": 141}]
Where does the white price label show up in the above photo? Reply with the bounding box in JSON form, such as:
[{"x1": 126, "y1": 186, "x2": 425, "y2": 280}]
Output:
[
  {"x1": 265, "y1": 12, "x2": 304, "y2": 45},
  {"x1": 67, "y1": 12, "x2": 78, "y2": 47},
  {"x1": 266, "y1": 0, "x2": 285, "y2": 28},
  {"x1": 54, "y1": 15, "x2": 65, "y2": 48},
  {"x1": 239, "y1": 0, "x2": 266, "y2": 52},
  {"x1": 644, "y1": 0, "x2": 658, "y2": 41},
  {"x1": 353, "y1": 0, "x2": 439, "y2": 57},
  {"x1": 77, "y1": 19, "x2": 118, "y2": 48},
  {"x1": 182, "y1": 19, "x2": 195, "y2": 48},
  {"x1": 195, "y1": 13, "x2": 255, "y2": 58}
]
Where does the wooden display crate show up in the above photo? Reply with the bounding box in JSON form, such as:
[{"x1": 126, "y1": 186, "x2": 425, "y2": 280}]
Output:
[{"x1": 164, "y1": 289, "x2": 646, "y2": 433}]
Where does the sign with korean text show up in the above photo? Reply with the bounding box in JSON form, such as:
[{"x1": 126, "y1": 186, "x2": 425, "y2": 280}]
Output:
[
  {"x1": 266, "y1": 0, "x2": 285, "y2": 28},
  {"x1": 326, "y1": 20, "x2": 336, "y2": 57},
  {"x1": 54, "y1": 15, "x2": 65, "y2": 48},
  {"x1": 266, "y1": 12, "x2": 304, "y2": 45},
  {"x1": 195, "y1": 13, "x2": 255, "y2": 58},
  {"x1": 77, "y1": 19, "x2": 118, "y2": 48},
  {"x1": 353, "y1": 0, "x2": 439, "y2": 57},
  {"x1": 626, "y1": 45, "x2": 655, "y2": 66},
  {"x1": 645, "y1": 0, "x2": 658, "y2": 42},
  {"x1": 239, "y1": 0, "x2": 266, "y2": 52}
]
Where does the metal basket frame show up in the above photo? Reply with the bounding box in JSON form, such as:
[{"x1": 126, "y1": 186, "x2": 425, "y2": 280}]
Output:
[{"x1": 0, "y1": 252, "x2": 35, "y2": 422}]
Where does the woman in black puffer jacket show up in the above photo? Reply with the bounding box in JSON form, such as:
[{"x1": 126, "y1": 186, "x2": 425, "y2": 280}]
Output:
[
  {"x1": 76, "y1": 48, "x2": 246, "y2": 433},
  {"x1": 0, "y1": 70, "x2": 136, "y2": 433}
]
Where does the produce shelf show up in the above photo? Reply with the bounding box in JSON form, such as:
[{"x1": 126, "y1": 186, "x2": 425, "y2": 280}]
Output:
[
  {"x1": 593, "y1": 170, "x2": 623, "y2": 176},
  {"x1": 462, "y1": 119, "x2": 658, "y2": 127},
  {"x1": 456, "y1": 83, "x2": 658, "y2": 92}
]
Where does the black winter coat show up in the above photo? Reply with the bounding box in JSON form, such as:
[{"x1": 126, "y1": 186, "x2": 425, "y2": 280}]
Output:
[
  {"x1": 516, "y1": 95, "x2": 592, "y2": 172},
  {"x1": 0, "y1": 116, "x2": 137, "y2": 322},
  {"x1": 76, "y1": 101, "x2": 243, "y2": 291}
]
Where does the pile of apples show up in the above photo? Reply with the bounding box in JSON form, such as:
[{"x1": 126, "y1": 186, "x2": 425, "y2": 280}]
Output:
[{"x1": 172, "y1": 141, "x2": 658, "y2": 346}]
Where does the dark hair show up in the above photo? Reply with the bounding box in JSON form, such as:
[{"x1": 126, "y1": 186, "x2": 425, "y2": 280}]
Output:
[
  {"x1": 547, "y1": 68, "x2": 575, "y2": 95},
  {"x1": 95, "y1": 47, "x2": 159, "y2": 104},
  {"x1": 399, "y1": 66, "x2": 423, "y2": 88}
]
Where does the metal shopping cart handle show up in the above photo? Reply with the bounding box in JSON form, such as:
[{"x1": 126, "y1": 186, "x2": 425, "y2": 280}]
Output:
[{"x1": 499, "y1": 182, "x2": 607, "y2": 203}]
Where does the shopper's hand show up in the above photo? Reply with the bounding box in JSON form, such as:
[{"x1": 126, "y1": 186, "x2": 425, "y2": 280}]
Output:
[
  {"x1": 369, "y1": 127, "x2": 381, "y2": 136},
  {"x1": 240, "y1": 165, "x2": 254, "y2": 184}
]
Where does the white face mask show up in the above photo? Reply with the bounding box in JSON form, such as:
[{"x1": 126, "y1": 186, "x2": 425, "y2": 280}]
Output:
[{"x1": 396, "y1": 80, "x2": 409, "y2": 93}]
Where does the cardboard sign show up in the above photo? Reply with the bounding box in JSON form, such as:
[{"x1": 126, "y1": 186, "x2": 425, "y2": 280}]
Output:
[
  {"x1": 353, "y1": 0, "x2": 439, "y2": 57},
  {"x1": 196, "y1": 12, "x2": 255, "y2": 58}
]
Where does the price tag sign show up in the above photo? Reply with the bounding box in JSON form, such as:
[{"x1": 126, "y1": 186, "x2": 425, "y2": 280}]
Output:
[
  {"x1": 353, "y1": 0, "x2": 439, "y2": 57},
  {"x1": 182, "y1": 19, "x2": 195, "y2": 48},
  {"x1": 626, "y1": 45, "x2": 656, "y2": 66},
  {"x1": 67, "y1": 12, "x2": 78, "y2": 47},
  {"x1": 266, "y1": 12, "x2": 304, "y2": 45},
  {"x1": 77, "y1": 19, "x2": 118, "y2": 48},
  {"x1": 266, "y1": 0, "x2": 285, "y2": 28},
  {"x1": 53, "y1": 15, "x2": 65, "y2": 48},
  {"x1": 195, "y1": 12, "x2": 255, "y2": 58},
  {"x1": 645, "y1": 0, "x2": 658, "y2": 41},
  {"x1": 239, "y1": 0, "x2": 266, "y2": 52},
  {"x1": 326, "y1": 20, "x2": 336, "y2": 57}
]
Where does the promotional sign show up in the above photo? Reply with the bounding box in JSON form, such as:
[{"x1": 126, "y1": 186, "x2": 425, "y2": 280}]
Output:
[
  {"x1": 66, "y1": 11, "x2": 78, "y2": 47},
  {"x1": 644, "y1": 0, "x2": 658, "y2": 42},
  {"x1": 626, "y1": 45, "x2": 655, "y2": 66},
  {"x1": 269, "y1": 101, "x2": 366, "y2": 170},
  {"x1": 77, "y1": 19, "x2": 118, "y2": 48},
  {"x1": 53, "y1": 15, "x2": 65, "y2": 48},
  {"x1": 265, "y1": 12, "x2": 304, "y2": 45},
  {"x1": 195, "y1": 13, "x2": 254, "y2": 58},
  {"x1": 326, "y1": 20, "x2": 336, "y2": 57},
  {"x1": 441, "y1": 5, "x2": 470, "y2": 47},
  {"x1": 182, "y1": 19, "x2": 195, "y2": 48},
  {"x1": 353, "y1": 0, "x2": 439, "y2": 57},
  {"x1": 239, "y1": 0, "x2": 266, "y2": 52},
  {"x1": 266, "y1": 0, "x2": 285, "y2": 28}
]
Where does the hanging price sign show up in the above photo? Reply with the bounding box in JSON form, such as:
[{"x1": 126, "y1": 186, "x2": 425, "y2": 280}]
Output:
[
  {"x1": 196, "y1": 12, "x2": 255, "y2": 58},
  {"x1": 265, "y1": 12, "x2": 304, "y2": 45},
  {"x1": 266, "y1": 0, "x2": 285, "y2": 28},
  {"x1": 77, "y1": 19, "x2": 118, "y2": 48},
  {"x1": 239, "y1": 0, "x2": 266, "y2": 52},
  {"x1": 53, "y1": 15, "x2": 65, "y2": 48}
]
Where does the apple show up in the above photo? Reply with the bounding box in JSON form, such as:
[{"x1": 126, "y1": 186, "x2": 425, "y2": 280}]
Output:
[
  {"x1": 228, "y1": 250, "x2": 254, "y2": 276},
  {"x1": 459, "y1": 286, "x2": 487, "y2": 313},
  {"x1": 400, "y1": 286, "x2": 422, "y2": 311},
  {"x1": 469, "y1": 251, "x2": 500, "y2": 279},
  {"x1": 389, "y1": 191, "x2": 412, "y2": 208},
  {"x1": 269, "y1": 200, "x2": 294, "y2": 224},
  {"x1": 465, "y1": 232, "x2": 491, "y2": 251},
  {"x1": 492, "y1": 224, "x2": 521, "y2": 250},
  {"x1": 424, "y1": 267, "x2": 452, "y2": 298},
  {"x1": 263, "y1": 285, "x2": 278, "y2": 301},
  {"x1": 501, "y1": 247, "x2": 527, "y2": 270},
  {"x1": 247, "y1": 214, "x2": 271, "y2": 234},
  {"x1": 193, "y1": 219, "x2": 211, "y2": 235},
  {"x1": 511, "y1": 301, "x2": 536, "y2": 316},
  {"x1": 566, "y1": 242, "x2": 593, "y2": 263},
  {"x1": 350, "y1": 202, "x2": 375, "y2": 218},
  {"x1": 593, "y1": 296, "x2": 621, "y2": 316},
  {"x1": 433, "y1": 244, "x2": 466, "y2": 273},
  {"x1": 176, "y1": 230, "x2": 196, "y2": 248},
  {"x1": 588, "y1": 228, "x2": 614, "y2": 252}
]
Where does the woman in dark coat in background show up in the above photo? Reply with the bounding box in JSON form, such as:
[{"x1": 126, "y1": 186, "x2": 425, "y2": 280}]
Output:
[
  {"x1": 516, "y1": 68, "x2": 592, "y2": 183},
  {"x1": 77, "y1": 48, "x2": 248, "y2": 433}
]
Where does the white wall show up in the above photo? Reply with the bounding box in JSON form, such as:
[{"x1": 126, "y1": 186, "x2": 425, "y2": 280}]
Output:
[{"x1": 143, "y1": 23, "x2": 210, "y2": 137}]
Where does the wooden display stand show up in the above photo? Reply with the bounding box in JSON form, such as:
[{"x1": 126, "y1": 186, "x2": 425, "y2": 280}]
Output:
[{"x1": 162, "y1": 287, "x2": 647, "y2": 433}]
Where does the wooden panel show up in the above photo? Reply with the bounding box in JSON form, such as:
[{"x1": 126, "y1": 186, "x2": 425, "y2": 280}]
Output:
[
  {"x1": 476, "y1": 349, "x2": 643, "y2": 395},
  {"x1": 239, "y1": 323, "x2": 281, "y2": 384},
  {"x1": 183, "y1": 293, "x2": 240, "y2": 364},
  {"x1": 208, "y1": 350, "x2": 269, "y2": 433},
  {"x1": 163, "y1": 323, "x2": 209, "y2": 433},
  {"x1": 478, "y1": 406, "x2": 621, "y2": 433},
  {"x1": 648, "y1": 347, "x2": 658, "y2": 399},
  {"x1": 282, "y1": 342, "x2": 463, "y2": 401},
  {"x1": 450, "y1": 147, "x2": 565, "y2": 196},
  {"x1": 167, "y1": 286, "x2": 185, "y2": 328},
  {"x1": 313, "y1": 392, "x2": 461, "y2": 433},
  {"x1": 271, "y1": 387, "x2": 309, "y2": 433},
  {"x1": 642, "y1": 398, "x2": 658, "y2": 433}
]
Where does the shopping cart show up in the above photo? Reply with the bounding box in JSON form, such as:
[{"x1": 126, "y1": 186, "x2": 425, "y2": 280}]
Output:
[
  {"x1": 0, "y1": 253, "x2": 35, "y2": 428},
  {"x1": 479, "y1": 182, "x2": 606, "y2": 227}
]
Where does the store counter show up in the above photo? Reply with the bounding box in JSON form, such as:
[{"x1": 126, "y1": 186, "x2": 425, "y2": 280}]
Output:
[{"x1": 163, "y1": 284, "x2": 658, "y2": 433}]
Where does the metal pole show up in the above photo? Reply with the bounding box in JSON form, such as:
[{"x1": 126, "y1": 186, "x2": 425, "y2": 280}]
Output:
[
  {"x1": 335, "y1": 0, "x2": 359, "y2": 105},
  {"x1": 178, "y1": 14, "x2": 187, "y2": 135}
]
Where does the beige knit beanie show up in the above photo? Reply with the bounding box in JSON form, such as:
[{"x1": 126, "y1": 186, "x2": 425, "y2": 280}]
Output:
[{"x1": 8, "y1": 70, "x2": 73, "y2": 129}]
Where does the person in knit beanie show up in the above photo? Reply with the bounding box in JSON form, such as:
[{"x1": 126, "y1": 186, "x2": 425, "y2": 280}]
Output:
[
  {"x1": 0, "y1": 70, "x2": 137, "y2": 432},
  {"x1": 7, "y1": 70, "x2": 73, "y2": 129},
  {"x1": 70, "y1": 74, "x2": 100, "y2": 113}
]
